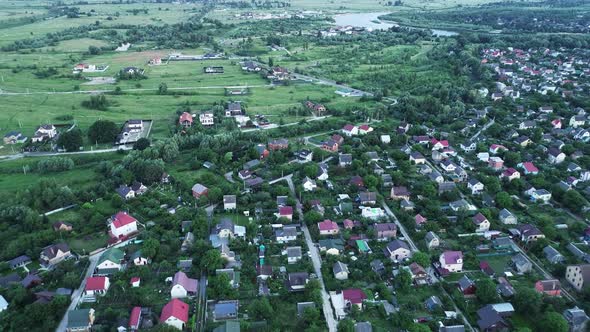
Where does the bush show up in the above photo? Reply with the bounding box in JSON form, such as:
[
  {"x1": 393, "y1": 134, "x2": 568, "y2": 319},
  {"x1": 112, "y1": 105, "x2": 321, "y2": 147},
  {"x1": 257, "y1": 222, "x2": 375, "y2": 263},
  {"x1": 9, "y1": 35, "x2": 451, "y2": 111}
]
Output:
[
  {"x1": 81, "y1": 95, "x2": 109, "y2": 110},
  {"x1": 37, "y1": 157, "x2": 75, "y2": 173}
]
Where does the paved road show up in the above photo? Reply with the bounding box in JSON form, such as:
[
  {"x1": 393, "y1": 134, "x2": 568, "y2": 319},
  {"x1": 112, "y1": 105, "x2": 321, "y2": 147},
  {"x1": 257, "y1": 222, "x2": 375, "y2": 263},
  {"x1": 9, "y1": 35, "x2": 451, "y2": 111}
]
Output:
[
  {"x1": 0, "y1": 85, "x2": 271, "y2": 96},
  {"x1": 0, "y1": 145, "x2": 133, "y2": 162},
  {"x1": 381, "y1": 202, "x2": 418, "y2": 251},
  {"x1": 269, "y1": 174, "x2": 337, "y2": 332},
  {"x1": 55, "y1": 239, "x2": 135, "y2": 332},
  {"x1": 55, "y1": 254, "x2": 101, "y2": 332},
  {"x1": 470, "y1": 118, "x2": 495, "y2": 141}
]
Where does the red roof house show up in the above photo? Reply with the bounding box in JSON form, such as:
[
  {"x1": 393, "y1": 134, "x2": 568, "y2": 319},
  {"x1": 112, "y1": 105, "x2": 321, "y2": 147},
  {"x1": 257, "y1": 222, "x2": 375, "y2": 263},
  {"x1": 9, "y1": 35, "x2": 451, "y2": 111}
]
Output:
[
  {"x1": 343, "y1": 288, "x2": 367, "y2": 308},
  {"x1": 160, "y1": 299, "x2": 189, "y2": 330},
  {"x1": 109, "y1": 212, "x2": 138, "y2": 241},
  {"x1": 278, "y1": 206, "x2": 293, "y2": 220},
  {"x1": 179, "y1": 112, "x2": 193, "y2": 127},
  {"x1": 318, "y1": 220, "x2": 339, "y2": 235},
  {"x1": 129, "y1": 306, "x2": 142, "y2": 331},
  {"x1": 535, "y1": 279, "x2": 561, "y2": 296},
  {"x1": 519, "y1": 162, "x2": 539, "y2": 175}
]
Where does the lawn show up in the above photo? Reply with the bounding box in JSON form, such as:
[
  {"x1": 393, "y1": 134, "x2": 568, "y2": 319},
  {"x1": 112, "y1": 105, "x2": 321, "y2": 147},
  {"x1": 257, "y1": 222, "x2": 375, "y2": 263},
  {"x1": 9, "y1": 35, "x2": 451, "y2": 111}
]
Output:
[{"x1": 68, "y1": 231, "x2": 108, "y2": 254}]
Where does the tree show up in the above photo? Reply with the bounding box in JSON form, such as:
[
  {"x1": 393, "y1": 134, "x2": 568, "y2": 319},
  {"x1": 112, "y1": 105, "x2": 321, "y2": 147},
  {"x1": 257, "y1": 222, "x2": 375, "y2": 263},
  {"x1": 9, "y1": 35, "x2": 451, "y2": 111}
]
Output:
[
  {"x1": 475, "y1": 279, "x2": 498, "y2": 304},
  {"x1": 57, "y1": 129, "x2": 83, "y2": 152},
  {"x1": 513, "y1": 287, "x2": 542, "y2": 315},
  {"x1": 397, "y1": 269, "x2": 412, "y2": 291},
  {"x1": 412, "y1": 252, "x2": 430, "y2": 267},
  {"x1": 562, "y1": 190, "x2": 586, "y2": 213},
  {"x1": 539, "y1": 312, "x2": 568, "y2": 332},
  {"x1": 142, "y1": 238, "x2": 160, "y2": 258},
  {"x1": 158, "y1": 82, "x2": 168, "y2": 94},
  {"x1": 88, "y1": 120, "x2": 119, "y2": 144},
  {"x1": 496, "y1": 191, "x2": 513, "y2": 209},
  {"x1": 81, "y1": 94, "x2": 109, "y2": 110},
  {"x1": 408, "y1": 324, "x2": 431, "y2": 332},
  {"x1": 208, "y1": 273, "x2": 236, "y2": 299},
  {"x1": 337, "y1": 319, "x2": 354, "y2": 332},
  {"x1": 199, "y1": 249, "x2": 224, "y2": 273},
  {"x1": 133, "y1": 138, "x2": 150, "y2": 151},
  {"x1": 248, "y1": 298, "x2": 273, "y2": 320}
]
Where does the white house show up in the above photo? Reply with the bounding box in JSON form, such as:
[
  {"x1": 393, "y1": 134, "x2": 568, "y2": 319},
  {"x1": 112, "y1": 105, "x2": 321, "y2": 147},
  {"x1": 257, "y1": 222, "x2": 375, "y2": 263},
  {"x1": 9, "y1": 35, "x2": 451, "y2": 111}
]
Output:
[
  {"x1": 333, "y1": 261, "x2": 349, "y2": 280},
  {"x1": 467, "y1": 178, "x2": 484, "y2": 195},
  {"x1": 381, "y1": 135, "x2": 391, "y2": 144},
  {"x1": 170, "y1": 271, "x2": 198, "y2": 299},
  {"x1": 0, "y1": 295, "x2": 8, "y2": 312},
  {"x1": 84, "y1": 276, "x2": 110, "y2": 298},
  {"x1": 548, "y1": 148, "x2": 566, "y2": 165},
  {"x1": 531, "y1": 189, "x2": 552, "y2": 203},
  {"x1": 570, "y1": 115, "x2": 586, "y2": 128},
  {"x1": 303, "y1": 177, "x2": 317, "y2": 191},
  {"x1": 109, "y1": 212, "x2": 138, "y2": 239},
  {"x1": 440, "y1": 251, "x2": 463, "y2": 273},
  {"x1": 472, "y1": 213, "x2": 491, "y2": 233},
  {"x1": 342, "y1": 124, "x2": 358, "y2": 137},
  {"x1": 199, "y1": 112, "x2": 215, "y2": 126}
]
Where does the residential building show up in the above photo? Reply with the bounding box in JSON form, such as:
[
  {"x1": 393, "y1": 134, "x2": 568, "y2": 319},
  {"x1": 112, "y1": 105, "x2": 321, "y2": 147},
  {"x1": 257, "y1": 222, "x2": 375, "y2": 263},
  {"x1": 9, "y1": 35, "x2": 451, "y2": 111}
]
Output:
[
  {"x1": 160, "y1": 299, "x2": 189, "y2": 330},
  {"x1": 66, "y1": 308, "x2": 95, "y2": 332},
  {"x1": 223, "y1": 195, "x2": 237, "y2": 211},
  {"x1": 563, "y1": 307, "x2": 589, "y2": 332},
  {"x1": 535, "y1": 279, "x2": 561, "y2": 296},
  {"x1": 318, "y1": 220, "x2": 339, "y2": 235},
  {"x1": 333, "y1": 261, "x2": 349, "y2": 280},
  {"x1": 440, "y1": 251, "x2": 463, "y2": 273},
  {"x1": 384, "y1": 239, "x2": 412, "y2": 261},
  {"x1": 566, "y1": 264, "x2": 590, "y2": 292},
  {"x1": 425, "y1": 231, "x2": 440, "y2": 250},
  {"x1": 40, "y1": 243, "x2": 71, "y2": 267},
  {"x1": 171, "y1": 271, "x2": 198, "y2": 298},
  {"x1": 109, "y1": 211, "x2": 138, "y2": 239},
  {"x1": 84, "y1": 276, "x2": 110, "y2": 298}
]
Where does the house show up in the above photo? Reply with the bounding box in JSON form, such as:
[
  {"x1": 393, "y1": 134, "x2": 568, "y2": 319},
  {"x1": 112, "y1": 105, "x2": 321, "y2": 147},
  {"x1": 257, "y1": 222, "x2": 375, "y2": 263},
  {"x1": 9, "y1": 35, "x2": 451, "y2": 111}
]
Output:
[
  {"x1": 304, "y1": 101, "x2": 327, "y2": 116},
  {"x1": 3, "y1": 131, "x2": 27, "y2": 144},
  {"x1": 84, "y1": 276, "x2": 110, "y2": 297},
  {"x1": 460, "y1": 141, "x2": 476, "y2": 152},
  {"x1": 242, "y1": 61, "x2": 261, "y2": 72},
  {"x1": 548, "y1": 147, "x2": 566, "y2": 165},
  {"x1": 275, "y1": 226, "x2": 297, "y2": 243},
  {"x1": 552, "y1": 118, "x2": 563, "y2": 129},
  {"x1": 409, "y1": 262, "x2": 428, "y2": 284},
  {"x1": 425, "y1": 295, "x2": 443, "y2": 311},
  {"x1": 468, "y1": 178, "x2": 485, "y2": 195},
  {"x1": 358, "y1": 124, "x2": 373, "y2": 135},
  {"x1": 359, "y1": 192, "x2": 377, "y2": 205},
  {"x1": 449, "y1": 199, "x2": 476, "y2": 212},
  {"x1": 288, "y1": 272, "x2": 309, "y2": 291},
  {"x1": 130, "y1": 277, "x2": 141, "y2": 288},
  {"x1": 339, "y1": 154, "x2": 352, "y2": 167},
  {"x1": 544, "y1": 246, "x2": 565, "y2": 264},
  {"x1": 199, "y1": 112, "x2": 215, "y2": 126},
  {"x1": 318, "y1": 220, "x2": 339, "y2": 235},
  {"x1": 354, "y1": 322, "x2": 373, "y2": 332},
  {"x1": 488, "y1": 157, "x2": 504, "y2": 170},
  {"x1": 570, "y1": 115, "x2": 586, "y2": 128},
  {"x1": 410, "y1": 152, "x2": 426, "y2": 164},
  {"x1": 40, "y1": 243, "x2": 71, "y2": 267},
  {"x1": 511, "y1": 253, "x2": 532, "y2": 273},
  {"x1": 8, "y1": 255, "x2": 31, "y2": 269},
  {"x1": 287, "y1": 246, "x2": 302, "y2": 264},
  {"x1": 128, "y1": 306, "x2": 142, "y2": 331},
  {"x1": 499, "y1": 209, "x2": 517, "y2": 225},
  {"x1": 319, "y1": 238, "x2": 344, "y2": 255},
  {"x1": 343, "y1": 288, "x2": 367, "y2": 309},
  {"x1": 535, "y1": 279, "x2": 561, "y2": 296},
  {"x1": 303, "y1": 177, "x2": 317, "y2": 191},
  {"x1": 566, "y1": 264, "x2": 590, "y2": 291},
  {"x1": 563, "y1": 307, "x2": 590, "y2": 332},
  {"x1": 223, "y1": 195, "x2": 236, "y2": 211},
  {"x1": 225, "y1": 102, "x2": 243, "y2": 117},
  {"x1": 214, "y1": 301, "x2": 239, "y2": 321},
  {"x1": 360, "y1": 206, "x2": 385, "y2": 220},
  {"x1": 519, "y1": 120, "x2": 536, "y2": 130},
  {"x1": 277, "y1": 206, "x2": 293, "y2": 221},
  {"x1": 458, "y1": 275, "x2": 476, "y2": 296},
  {"x1": 192, "y1": 183, "x2": 209, "y2": 198},
  {"x1": 317, "y1": 163, "x2": 329, "y2": 181},
  {"x1": 333, "y1": 261, "x2": 349, "y2": 280},
  {"x1": 425, "y1": 231, "x2": 440, "y2": 250},
  {"x1": 515, "y1": 136, "x2": 532, "y2": 147},
  {"x1": 501, "y1": 168, "x2": 520, "y2": 181},
  {"x1": 518, "y1": 224, "x2": 545, "y2": 242},
  {"x1": 415, "y1": 214, "x2": 427, "y2": 227},
  {"x1": 179, "y1": 112, "x2": 193, "y2": 127},
  {"x1": 531, "y1": 189, "x2": 552, "y2": 203},
  {"x1": 160, "y1": 299, "x2": 189, "y2": 330},
  {"x1": 373, "y1": 223, "x2": 397, "y2": 240},
  {"x1": 0, "y1": 295, "x2": 7, "y2": 312},
  {"x1": 567, "y1": 243, "x2": 590, "y2": 263},
  {"x1": 431, "y1": 138, "x2": 450, "y2": 150},
  {"x1": 440, "y1": 251, "x2": 463, "y2": 273},
  {"x1": 489, "y1": 144, "x2": 507, "y2": 154},
  {"x1": 391, "y1": 186, "x2": 410, "y2": 200},
  {"x1": 96, "y1": 248, "x2": 125, "y2": 275},
  {"x1": 268, "y1": 138, "x2": 289, "y2": 151},
  {"x1": 109, "y1": 211, "x2": 138, "y2": 239},
  {"x1": 171, "y1": 271, "x2": 198, "y2": 298},
  {"x1": 440, "y1": 159, "x2": 457, "y2": 173},
  {"x1": 472, "y1": 213, "x2": 491, "y2": 232},
  {"x1": 255, "y1": 144, "x2": 270, "y2": 159},
  {"x1": 384, "y1": 239, "x2": 412, "y2": 261},
  {"x1": 66, "y1": 308, "x2": 95, "y2": 332},
  {"x1": 381, "y1": 135, "x2": 391, "y2": 144},
  {"x1": 342, "y1": 124, "x2": 358, "y2": 137},
  {"x1": 31, "y1": 124, "x2": 57, "y2": 143},
  {"x1": 477, "y1": 305, "x2": 511, "y2": 332}
]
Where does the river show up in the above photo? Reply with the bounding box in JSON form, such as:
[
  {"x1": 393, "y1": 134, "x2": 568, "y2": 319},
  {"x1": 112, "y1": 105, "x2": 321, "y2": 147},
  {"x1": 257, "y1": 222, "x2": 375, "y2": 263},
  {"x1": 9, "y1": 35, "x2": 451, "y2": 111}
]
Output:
[{"x1": 333, "y1": 12, "x2": 458, "y2": 36}]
